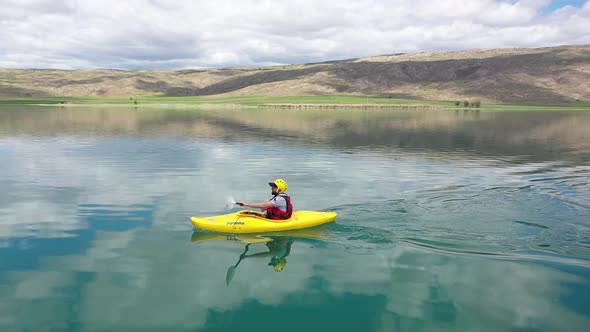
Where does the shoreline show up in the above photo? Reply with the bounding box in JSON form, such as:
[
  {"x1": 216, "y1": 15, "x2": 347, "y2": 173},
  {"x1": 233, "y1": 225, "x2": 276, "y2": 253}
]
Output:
[
  {"x1": 0, "y1": 95, "x2": 588, "y2": 111},
  {"x1": 0, "y1": 102, "x2": 588, "y2": 111}
]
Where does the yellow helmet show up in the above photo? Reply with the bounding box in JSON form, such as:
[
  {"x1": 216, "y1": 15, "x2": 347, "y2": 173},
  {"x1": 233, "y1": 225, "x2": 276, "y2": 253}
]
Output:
[
  {"x1": 269, "y1": 257, "x2": 287, "y2": 272},
  {"x1": 269, "y1": 178, "x2": 288, "y2": 193}
]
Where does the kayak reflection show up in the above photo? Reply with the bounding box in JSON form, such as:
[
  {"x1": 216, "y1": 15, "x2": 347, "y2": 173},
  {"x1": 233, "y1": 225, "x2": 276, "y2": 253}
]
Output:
[
  {"x1": 191, "y1": 226, "x2": 329, "y2": 285},
  {"x1": 224, "y1": 238, "x2": 292, "y2": 285}
]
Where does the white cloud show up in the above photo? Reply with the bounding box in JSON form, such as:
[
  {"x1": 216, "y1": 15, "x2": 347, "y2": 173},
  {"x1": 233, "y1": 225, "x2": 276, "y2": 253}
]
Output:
[
  {"x1": 0, "y1": 0, "x2": 588, "y2": 69},
  {"x1": 2, "y1": 234, "x2": 589, "y2": 331}
]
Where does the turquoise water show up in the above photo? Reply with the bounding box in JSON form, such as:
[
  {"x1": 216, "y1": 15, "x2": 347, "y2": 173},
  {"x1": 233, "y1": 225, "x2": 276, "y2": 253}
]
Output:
[{"x1": 0, "y1": 107, "x2": 589, "y2": 331}]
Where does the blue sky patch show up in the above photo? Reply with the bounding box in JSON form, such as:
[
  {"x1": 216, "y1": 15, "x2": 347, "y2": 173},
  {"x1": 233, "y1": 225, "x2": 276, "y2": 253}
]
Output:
[{"x1": 541, "y1": 0, "x2": 586, "y2": 14}]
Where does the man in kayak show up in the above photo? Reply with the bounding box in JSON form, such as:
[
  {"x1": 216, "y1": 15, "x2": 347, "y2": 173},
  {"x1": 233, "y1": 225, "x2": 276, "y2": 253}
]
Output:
[{"x1": 236, "y1": 178, "x2": 293, "y2": 220}]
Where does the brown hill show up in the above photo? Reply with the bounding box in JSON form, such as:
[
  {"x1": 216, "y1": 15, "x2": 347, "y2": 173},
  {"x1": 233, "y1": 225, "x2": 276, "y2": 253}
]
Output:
[{"x1": 1, "y1": 45, "x2": 589, "y2": 103}]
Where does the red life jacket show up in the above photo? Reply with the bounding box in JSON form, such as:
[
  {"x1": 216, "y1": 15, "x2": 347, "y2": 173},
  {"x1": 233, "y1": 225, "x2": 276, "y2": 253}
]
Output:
[{"x1": 266, "y1": 194, "x2": 293, "y2": 220}]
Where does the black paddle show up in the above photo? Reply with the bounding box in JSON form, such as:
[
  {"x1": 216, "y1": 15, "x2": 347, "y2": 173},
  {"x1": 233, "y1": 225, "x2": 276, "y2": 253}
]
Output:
[{"x1": 225, "y1": 244, "x2": 250, "y2": 286}]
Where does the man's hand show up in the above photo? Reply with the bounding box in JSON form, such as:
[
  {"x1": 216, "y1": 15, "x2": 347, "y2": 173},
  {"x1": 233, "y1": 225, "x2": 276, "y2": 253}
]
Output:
[{"x1": 236, "y1": 202, "x2": 245, "y2": 206}]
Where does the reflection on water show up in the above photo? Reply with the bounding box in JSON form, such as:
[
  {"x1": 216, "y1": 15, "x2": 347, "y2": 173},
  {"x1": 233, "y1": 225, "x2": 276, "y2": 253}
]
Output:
[
  {"x1": 1, "y1": 106, "x2": 590, "y2": 164},
  {"x1": 1, "y1": 106, "x2": 589, "y2": 331},
  {"x1": 191, "y1": 226, "x2": 332, "y2": 285},
  {"x1": 3, "y1": 227, "x2": 588, "y2": 331}
]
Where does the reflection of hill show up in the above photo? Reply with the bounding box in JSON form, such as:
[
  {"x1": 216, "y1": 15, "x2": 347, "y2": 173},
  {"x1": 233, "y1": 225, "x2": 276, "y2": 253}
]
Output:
[
  {"x1": 322, "y1": 112, "x2": 590, "y2": 163},
  {"x1": 1, "y1": 107, "x2": 588, "y2": 164}
]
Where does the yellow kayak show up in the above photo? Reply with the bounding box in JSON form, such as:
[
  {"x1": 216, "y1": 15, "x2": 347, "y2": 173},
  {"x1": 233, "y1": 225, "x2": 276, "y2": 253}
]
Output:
[
  {"x1": 191, "y1": 224, "x2": 331, "y2": 243},
  {"x1": 190, "y1": 210, "x2": 337, "y2": 234}
]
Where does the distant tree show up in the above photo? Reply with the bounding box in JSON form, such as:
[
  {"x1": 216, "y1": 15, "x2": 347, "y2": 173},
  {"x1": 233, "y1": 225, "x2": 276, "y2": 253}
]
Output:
[
  {"x1": 473, "y1": 100, "x2": 481, "y2": 108},
  {"x1": 454, "y1": 101, "x2": 461, "y2": 106},
  {"x1": 134, "y1": 100, "x2": 138, "y2": 105},
  {"x1": 463, "y1": 100, "x2": 470, "y2": 107}
]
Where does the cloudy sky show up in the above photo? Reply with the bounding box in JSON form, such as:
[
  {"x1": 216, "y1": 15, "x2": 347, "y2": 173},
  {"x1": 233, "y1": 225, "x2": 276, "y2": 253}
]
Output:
[{"x1": 1, "y1": 0, "x2": 589, "y2": 69}]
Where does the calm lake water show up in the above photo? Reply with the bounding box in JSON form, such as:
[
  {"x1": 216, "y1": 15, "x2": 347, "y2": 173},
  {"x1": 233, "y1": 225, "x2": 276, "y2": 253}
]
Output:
[{"x1": 1, "y1": 106, "x2": 589, "y2": 331}]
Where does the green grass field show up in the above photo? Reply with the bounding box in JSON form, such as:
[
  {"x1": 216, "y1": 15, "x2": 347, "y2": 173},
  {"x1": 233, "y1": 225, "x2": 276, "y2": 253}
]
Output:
[
  {"x1": 0, "y1": 95, "x2": 588, "y2": 110},
  {"x1": 0, "y1": 95, "x2": 450, "y2": 105}
]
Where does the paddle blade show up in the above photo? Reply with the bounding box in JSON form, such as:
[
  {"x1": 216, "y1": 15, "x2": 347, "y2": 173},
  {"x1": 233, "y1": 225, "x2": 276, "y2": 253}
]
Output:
[
  {"x1": 225, "y1": 195, "x2": 237, "y2": 209},
  {"x1": 226, "y1": 265, "x2": 236, "y2": 286},
  {"x1": 226, "y1": 244, "x2": 249, "y2": 285}
]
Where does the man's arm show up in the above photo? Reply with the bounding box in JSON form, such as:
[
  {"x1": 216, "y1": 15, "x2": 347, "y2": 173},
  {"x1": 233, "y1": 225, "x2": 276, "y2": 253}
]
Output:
[{"x1": 237, "y1": 201, "x2": 275, "y2": 209}]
